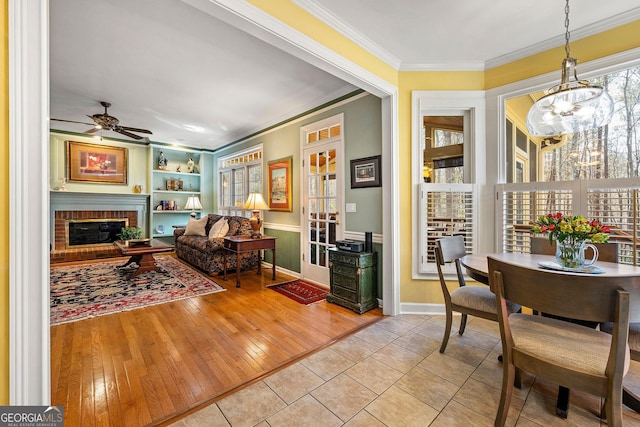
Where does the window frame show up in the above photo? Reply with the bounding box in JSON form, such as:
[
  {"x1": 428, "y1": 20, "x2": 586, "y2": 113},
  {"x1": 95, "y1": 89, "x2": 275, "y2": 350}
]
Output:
[
  {"x1": 217, "y1": 145, "x2": 263, "y2": 217},
  {"x1": 411, "y1": 91, "x2": 486, "y2": 279}
]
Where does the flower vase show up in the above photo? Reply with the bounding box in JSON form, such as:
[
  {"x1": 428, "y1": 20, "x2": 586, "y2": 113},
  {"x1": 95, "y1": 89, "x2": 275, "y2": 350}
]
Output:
[{"x1": 555, "y1": 239, "x2": 598, "y2": 269}]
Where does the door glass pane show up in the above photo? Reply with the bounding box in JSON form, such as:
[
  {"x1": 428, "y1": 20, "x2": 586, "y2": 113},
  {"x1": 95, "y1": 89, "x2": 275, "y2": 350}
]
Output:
[{"x1": 306, "y1": 149, "x2": 337, "y2": 267}]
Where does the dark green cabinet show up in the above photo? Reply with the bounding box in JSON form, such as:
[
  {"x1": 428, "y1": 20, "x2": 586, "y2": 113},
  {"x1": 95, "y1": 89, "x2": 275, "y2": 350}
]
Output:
[{"x1": 327, "y1": 248, "x2": 377, "y2": 314}]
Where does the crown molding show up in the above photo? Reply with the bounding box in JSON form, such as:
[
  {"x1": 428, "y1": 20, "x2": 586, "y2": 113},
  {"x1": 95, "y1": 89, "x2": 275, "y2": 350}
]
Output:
[
  {"x1": 486, "y1": 7, "x2": 640, "y2": 70},
  {"x1": 400, "y1": 62, "x2": 486, "y2": 72},
  {"x1": 293, "y1": 0, "x2": 402, "y2": 70}
]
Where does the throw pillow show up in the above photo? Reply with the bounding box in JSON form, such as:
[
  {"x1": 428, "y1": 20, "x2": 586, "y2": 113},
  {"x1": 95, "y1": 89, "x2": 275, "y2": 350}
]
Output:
[
  {"x1": 208, "y1": 217, "x2": 229, "y2": 240},
  {"x1": 183, "y1": 215, "x2": 208, "y2": 237}
]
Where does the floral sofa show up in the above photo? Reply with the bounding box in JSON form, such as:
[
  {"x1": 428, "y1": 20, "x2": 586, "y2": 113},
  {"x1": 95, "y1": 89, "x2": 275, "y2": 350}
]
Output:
[{"x1": 174, "y1": 214, "x2": 260, "y2": 275}]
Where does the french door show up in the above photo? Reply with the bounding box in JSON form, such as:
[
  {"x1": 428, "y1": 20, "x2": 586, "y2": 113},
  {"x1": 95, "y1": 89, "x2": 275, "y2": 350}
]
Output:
[{"x1": 301, "y1": 115, "x2": 344, "y2": 285}]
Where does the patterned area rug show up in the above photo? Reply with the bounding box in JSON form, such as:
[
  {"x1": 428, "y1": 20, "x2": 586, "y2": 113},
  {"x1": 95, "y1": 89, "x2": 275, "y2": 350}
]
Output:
[
  {"x1": 268, "y1": 280, "x2": 329, "y2": 305},
  {"x1": 50, "y1": 255, "x2": 225, "y2": 325}
]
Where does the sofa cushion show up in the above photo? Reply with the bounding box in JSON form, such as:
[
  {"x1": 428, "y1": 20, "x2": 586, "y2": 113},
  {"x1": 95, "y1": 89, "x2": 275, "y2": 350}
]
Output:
[
  {"x1": 209, "y1": 218, "x2": 229, "y2": 240},
  {"x1": 184, "y1": 215, "x2": 208, "y2": 236}
]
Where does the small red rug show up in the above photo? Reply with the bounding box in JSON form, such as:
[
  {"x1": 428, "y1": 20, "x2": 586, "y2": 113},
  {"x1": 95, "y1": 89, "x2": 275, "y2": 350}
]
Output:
[{"x1": 269, "y1": 280, "x2": 329, "y2": 305}]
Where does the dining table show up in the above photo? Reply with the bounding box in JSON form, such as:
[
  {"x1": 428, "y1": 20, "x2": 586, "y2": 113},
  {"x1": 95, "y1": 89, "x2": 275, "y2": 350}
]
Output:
[{"x1": 460, "y1": 252, "x2": 640, "y2": 419}]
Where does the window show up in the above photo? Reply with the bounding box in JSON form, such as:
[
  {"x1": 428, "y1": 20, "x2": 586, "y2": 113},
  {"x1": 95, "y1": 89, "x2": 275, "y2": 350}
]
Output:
[
  {"x1": 218, "y1": 147, "x2": 263, "y2": 216},
  {"x1": 423, "y1": 116, "x2": 464, "y2": 184},
  {"x1": 412, "y1": 91, "x2": 485, "y2": 276},
  {"x1": 501, "y1": 64, "x2": 640, "y2": 263}
]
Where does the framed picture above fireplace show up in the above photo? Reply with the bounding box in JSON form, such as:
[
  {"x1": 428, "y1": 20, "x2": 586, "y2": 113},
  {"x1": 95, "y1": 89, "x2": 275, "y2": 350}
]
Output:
[{"x1": 66, "y1": 141, "x2": 128, "y2": 184}]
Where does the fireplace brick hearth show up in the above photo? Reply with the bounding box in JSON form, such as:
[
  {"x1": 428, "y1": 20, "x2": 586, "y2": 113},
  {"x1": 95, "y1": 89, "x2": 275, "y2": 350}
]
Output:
[
  {"x1": 51, "y1": 210, "x2": 138, "y2": 263},
  {"x1": 50, "y1": 192, "x2": 149, "y2": 263}
]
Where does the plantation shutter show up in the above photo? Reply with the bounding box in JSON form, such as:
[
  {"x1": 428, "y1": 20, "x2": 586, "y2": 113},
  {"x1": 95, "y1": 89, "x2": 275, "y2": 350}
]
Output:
[
  {"x1": 497, "y1": 179, "x2": 639, "y2": 265},
  {"x1": 419, "y1": 183, "x2": 475, "y2": 273}
]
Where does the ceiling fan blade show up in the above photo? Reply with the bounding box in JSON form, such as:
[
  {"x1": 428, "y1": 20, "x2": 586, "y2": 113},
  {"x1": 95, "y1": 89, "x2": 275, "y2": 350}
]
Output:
[
  {"x1": 50, "y1": 118, "x2": 95, "y2": 126},
  {"x1": 84, "y1": 126, "x2": 101, "y2": 134},
  {"x1": 114, "y1": 128, "x2": 145, "y2": 140},
  {"x1": 118, "y1": 125, "x2": 152, "y2": 134}
]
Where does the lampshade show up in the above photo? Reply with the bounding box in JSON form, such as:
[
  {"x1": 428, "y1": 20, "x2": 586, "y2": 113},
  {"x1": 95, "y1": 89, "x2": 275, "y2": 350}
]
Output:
[
  {"x1": 526, "y1": 0, "x2": 613, "y2": 137},
  {"x1": 184, "y1": 195, "x2": 202, "y2": 217},
  {"x1": 243, "y1": 193, "x2": 268, "y2": 238},
  {"x1": 243, "y1": 193, "x2": 269, "y2": 211}
]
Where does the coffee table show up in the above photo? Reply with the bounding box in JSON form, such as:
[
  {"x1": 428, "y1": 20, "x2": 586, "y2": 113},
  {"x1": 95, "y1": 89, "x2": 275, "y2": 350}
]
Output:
[
  {"x1": 223, "y1": 235, "x2": 276, "y2": 288},
  {"x1": 114, "y1": 239, "x2": 175, "y2": 278}
]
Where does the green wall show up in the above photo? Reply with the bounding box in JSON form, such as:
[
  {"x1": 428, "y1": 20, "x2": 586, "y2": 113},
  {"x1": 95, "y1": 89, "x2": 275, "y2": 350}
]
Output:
[
  {"x1": 262, "y1": 228, "x2": 300, "y2": 272},
  {"x1": 343, "y1": 94, "x2": 383, "y2": 233}
]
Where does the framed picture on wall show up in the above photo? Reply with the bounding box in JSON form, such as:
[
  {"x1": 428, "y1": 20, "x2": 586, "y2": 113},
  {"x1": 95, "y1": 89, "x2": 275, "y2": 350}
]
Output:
[
  {"x1": 350, "y1": 155, "x2": 381, "y2": 188},
  {"x1": 66, "y1": 141, "x2": 128, "y2": 184},
  {"x1": 268, "y1": 156, "x2": 293, "y2": 211}
]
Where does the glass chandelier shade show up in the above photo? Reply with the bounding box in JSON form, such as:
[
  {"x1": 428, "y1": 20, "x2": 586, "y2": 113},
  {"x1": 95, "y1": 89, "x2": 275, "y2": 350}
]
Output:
[
  {"x1": 526, "y1": 0, "x2": 614, "y2": 137},
  {"x1": 526, "y1": 58, "x2": 614, "y2": 136}
]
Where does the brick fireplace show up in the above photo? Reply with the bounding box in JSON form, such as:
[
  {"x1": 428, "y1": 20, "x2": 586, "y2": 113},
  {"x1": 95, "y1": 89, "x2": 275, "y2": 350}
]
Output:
[{"x1": 50, "y1": 192, "x2": 148, "y2": 263}]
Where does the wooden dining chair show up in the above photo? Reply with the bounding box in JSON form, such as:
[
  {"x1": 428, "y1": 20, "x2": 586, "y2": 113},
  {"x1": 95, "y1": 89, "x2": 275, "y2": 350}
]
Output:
[
  {"x1": 488, "y1": 256, "x2": 638, "y2": 427},
  {"x1": 434, "y1": 236, "x2": 520, "y2": 353}
]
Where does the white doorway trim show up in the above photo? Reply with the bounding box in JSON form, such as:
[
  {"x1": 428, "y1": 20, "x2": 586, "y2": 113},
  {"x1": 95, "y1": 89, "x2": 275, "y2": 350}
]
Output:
[
  {"x1": 9, "y1": 0, "x2": 51, "y2": 404},
  {"x1": 11, "y1": 0, "x2": 400, "y2": 402}
]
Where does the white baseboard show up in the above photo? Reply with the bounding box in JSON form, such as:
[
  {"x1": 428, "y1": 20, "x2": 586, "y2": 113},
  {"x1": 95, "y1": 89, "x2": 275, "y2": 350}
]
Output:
[
  {"x1": 261, "y1": 261, "x2": 300, "y2": 279},
  {"x1": 400, "y1": 303, "x2": 450, "y2": 316}
]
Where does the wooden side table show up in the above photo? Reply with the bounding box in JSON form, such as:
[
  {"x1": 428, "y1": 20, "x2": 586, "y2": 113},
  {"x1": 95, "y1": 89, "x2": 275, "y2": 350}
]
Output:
[{"x1": 223, "y1": 235, "x2": 276, "y2": 288}]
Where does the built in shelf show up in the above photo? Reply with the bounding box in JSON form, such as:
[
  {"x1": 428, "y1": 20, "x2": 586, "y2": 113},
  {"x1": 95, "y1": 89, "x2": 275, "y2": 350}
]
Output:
[
  {"x1": 153, "y1": 169, "x2": 200, "y2": 177},
  {"x1": 154, "y1": 190, "x2": 201, "y2": 195},
  {"x1": 153, "y1": 210, "x2": 197, "y2": 214}
]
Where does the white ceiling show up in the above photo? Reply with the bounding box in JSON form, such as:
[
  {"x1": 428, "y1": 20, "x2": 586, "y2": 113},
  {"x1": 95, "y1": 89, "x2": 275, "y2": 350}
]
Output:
[{"x1": 49, "y1": 0, "x2": 640, "y2": 150}]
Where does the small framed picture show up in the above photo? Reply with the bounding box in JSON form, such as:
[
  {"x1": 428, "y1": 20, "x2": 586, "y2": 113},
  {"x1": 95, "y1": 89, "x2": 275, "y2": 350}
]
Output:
[
  {"x1": 268, "y1": 156, "x2": 293, "y2": 211},
  {"x1": 66, "y1": 141, "x2": 128, "y2": 184},
  {"x1": 350, "y1": 155, "x2": 381, "y2": 188},
  {"x1": 166, "y1": 179, "x2": 183, "y2": 191}
]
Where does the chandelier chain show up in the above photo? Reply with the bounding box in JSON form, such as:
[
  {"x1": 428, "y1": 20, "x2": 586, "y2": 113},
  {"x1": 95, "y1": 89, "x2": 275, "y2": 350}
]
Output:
[{"x1": 564, "y1": 0, "x2": 571, "y2": 58}]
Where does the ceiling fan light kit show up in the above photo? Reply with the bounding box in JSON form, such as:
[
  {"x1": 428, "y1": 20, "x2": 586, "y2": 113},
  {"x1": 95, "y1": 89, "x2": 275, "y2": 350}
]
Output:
[{"x1": 526, "y1": 0, "x2": 614, "y2": 137}]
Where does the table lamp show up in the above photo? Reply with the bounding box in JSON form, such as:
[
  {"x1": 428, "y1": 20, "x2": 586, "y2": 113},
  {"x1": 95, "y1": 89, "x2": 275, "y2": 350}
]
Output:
[
  {"x1": 184, "y1": 195, "x2": 203, "y2": 217},
  {"x1": 243, "y1": 192, "x2": 269, "y2": 238}
]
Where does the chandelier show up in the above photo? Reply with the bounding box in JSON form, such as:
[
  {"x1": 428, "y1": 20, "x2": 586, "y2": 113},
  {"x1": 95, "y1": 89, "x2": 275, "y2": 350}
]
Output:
[{"x1": 526, "y1": 0, "x2": 613, "y2": 137}]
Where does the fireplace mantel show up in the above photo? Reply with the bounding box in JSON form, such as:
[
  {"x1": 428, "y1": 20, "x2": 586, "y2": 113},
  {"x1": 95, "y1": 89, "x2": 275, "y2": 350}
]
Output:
[{"x1": 50, "y1": 191, "x2": 149, "y2": 244}]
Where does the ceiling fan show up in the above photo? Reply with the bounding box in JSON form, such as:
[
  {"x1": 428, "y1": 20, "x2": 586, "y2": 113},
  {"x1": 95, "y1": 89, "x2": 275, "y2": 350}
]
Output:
[{"x1": 51, "y1": 101, "x2": 153, "y2": 141}]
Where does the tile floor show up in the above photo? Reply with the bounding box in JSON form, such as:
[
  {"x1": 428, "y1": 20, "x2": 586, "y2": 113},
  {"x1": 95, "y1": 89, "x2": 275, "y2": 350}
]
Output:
[{"x1": 170, "y1": 314, "x2": 640, "y2": 427}]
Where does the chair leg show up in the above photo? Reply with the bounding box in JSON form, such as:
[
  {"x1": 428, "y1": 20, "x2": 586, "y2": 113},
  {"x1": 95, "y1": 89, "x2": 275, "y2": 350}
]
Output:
[
  {"x1": 514, "y1": 368, "x2": 521, "y2": 389},
  {"x1": 495, "y1": 362, "x2": 514, "y2": 427},
  {"x1": 604, "y1": 393, "x2": 623, "y2": 427},
  {"x1": 459, "y1": 313, "x2": 468, "y2": 335},
  {"x1": 440, "y1": 309, "x2": 453, "y2": 353}
]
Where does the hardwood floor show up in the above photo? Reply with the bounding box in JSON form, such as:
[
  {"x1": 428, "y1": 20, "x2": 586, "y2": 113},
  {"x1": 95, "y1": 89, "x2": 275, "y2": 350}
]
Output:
[{"x1": 50, "y1": 257, "x2": 383, "y2": 426}]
